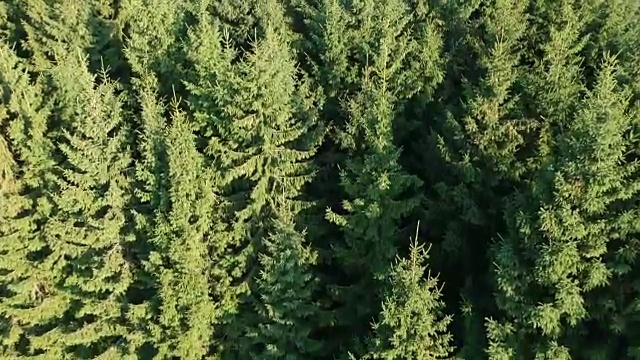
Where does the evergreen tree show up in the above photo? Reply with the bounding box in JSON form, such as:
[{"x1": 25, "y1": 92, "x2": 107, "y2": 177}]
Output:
[
  {"x1": 186, "y1": 1, "x2": 322, "y2": 213},
  {"x1": 14, "y1": 0, "x2": 94, "y2": 70},
  {"x1": 0, "y1": 41, "x2": 58, "y2": 358},
  {"x1": 363, "y1": 227, "x2": 454, "y2": 360},
  {"x1": 120, "y1": 0, "x2": 190, "y2": 97},
  {"x1": 8, "y1": 0, "x2": 124, "y2": 76},
  {"x1": 581, "y1": 3, "x2": 640, "y2": 358},
  {"x1": 426, "y1": 0, "x2": 528, "y2": 267},
  {"x1": 0, "y1": 1, "x2": 19, "y2": 44},
  {"x1": 127, "y1": 73, "x2": 171, "y2": 359},
  {"x1": 143, "y1": 102, "x2": 225, "y2": 359},
  {"x1": 291, "y1": 0, "x2": 443, "y2": 125},
  {"x1": 3, "y1": 0, "x2": 640, "y2": 358},
  {"x1": 286, "y1": 3, "x2": 445, "y2": 354},
  {"x1": 211, "y1": 0, "x2": 269, "y2": 47},
  {"x1": 520, "y1": 0, "x2": 590, "y2": 137},
  {"x1": 490, "y1": 55, "x2": 640, "y2": 359},
  {"x1": 1, "y1": 44, "x2": 141, "y2": 357},
  {"x1": 232, "y1": 208, "x2": 323, "y2": 360},
  {"x1": 186, "y1": 1, "x2": 326, "y2": 357},
  {"x1": 584, "y1": 0, "x2": 640, "y2": 98},
  {"x1": 323, "y1": 1, "x2": 438, "y2": 352},
  {"x1": 421, "y1": 0, "x2": 531, "y2": 355},
  {"x1": 47, "y1": 51, "x2": 139, "y2": 358},
  {"x1": 325, "y1": 65, "x2": 423, "y2": 354}
]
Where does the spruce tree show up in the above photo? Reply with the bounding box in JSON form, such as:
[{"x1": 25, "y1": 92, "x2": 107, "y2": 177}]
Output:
[
  {"x1": 127, "y1": 74, "x2": 171, "y2": 359},
  {"x1": 426, "y1": 0, "x2": 528, "y2": 265},
  {"x1": 581, "y1": 2, "x2": 640, "y2": 358},
  {"x1": 0, "y1": 1, "x2": 18, "y2": 43},
  {"x1": 490, "y1": 55, "x2": 640, "y2": 359},
  {"x1": 186, "y1": 1, "x2": 322, "y2": 212},
  {"x1": 292, "y1": 0, "x2": 443, "y2": 124},
  {"x1": 14, "y1": 0, "x2": 94, "y2": 70},
  {"x1": 0, "y1": 41, "x2": 58, "y2": 358},
  {"x1": 363, "y1": 228, "x2": 454, "y2": 360},
  {"x1": 143, "y1": 102, "x2": 225, "y2": 359},
  {"x1": 288, "y1": 1, "x2": 441, "y2": 355},
  {"x1": 48, "y1": 51, "x2": 139, "y2": 358},
  {"x1": 186, "y1": 1, "x2": 326, "y2": 357},
  {"x1": 283, "y1": 4, "x2": 446, "y2": 355},
  {"x1": 230, "y1": 208, "x2": 323, "y2": 360},
  {"x1": 520, "y1": 0, "x2": 590, "y2": 137},
  {"x1": 421, "y1": 0, "x2": 531, "y2": 355},
  {"x1": 4, "y1": 0, "x2": 640, "y2": 358},
  {"x1": 9, "y1": 0, "x2": 124, "y2": 76},
  {"x1": 211, "y1": 0, "x2": 266, "y2": 47},
  {"x1": 325, "y1": 65, "x2": 423, "y2": 354},
  {"x1": 120, "y1": 0, "x2": 190, "y2": 97},
  {"x1": 1, "y1": 43, "x2": 142, "y2": 357},
  {"x1": 485, "y1": 1, "x2": 640, "y2": 358},
  {"x1": 585, "y1": 0, "x2": 640, "y2": 98}
]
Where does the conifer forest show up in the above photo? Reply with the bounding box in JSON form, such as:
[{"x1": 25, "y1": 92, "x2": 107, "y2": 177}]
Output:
[{"x1": 2, "y1": 0, "x2": 640, "y2": 358}]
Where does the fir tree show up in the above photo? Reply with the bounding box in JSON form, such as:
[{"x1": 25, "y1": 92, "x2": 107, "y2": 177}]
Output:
[
  {"x1": 581, "y1": 3, "x2": 640, "y2": 358},
  {"x1": 325, "y1": 65, "x2": 423, "y2": 344},
  {"x1": 422, "y1": 0, "x2": 531, "y2": 355},
  {"x1": 288, "y1": 4, "x2": 445, "y2": 353},
  {"x1": 211, "y1": 0, "x2": 266, "y2": 47},
  {"x1": 48, "y1": 51, "x2": 139, "y2": 358},
  {"x1": 186, "y1": 1, "x2": 322, "y2": 213},
  {"x1": 585, "y1": 0, "x2": 640, "y2": 99},
  {"x1": 426, "y1": 0, "x2": 528, "y2": 266},
  {"x1": 521, "y1": 0, "x2": 590, "y2": 138},
  {"x1": 292, "y1": 0, "x2": 443, "y2": 124},
  {"x1": 3, "y1": 0, "x2": 640, "y2": 358},
  {"x1": 127, "y1": 73, "x2": 171, "y2": 359},
  {"x1": 9, "y1": 0, "x2": 124, "y2": 75},
  {"x1": 0, "y1": 1, "x2": 19, "y2": 44},
  {"x1": 15, "y1": 0, "x2": 94, "y2": 70}
]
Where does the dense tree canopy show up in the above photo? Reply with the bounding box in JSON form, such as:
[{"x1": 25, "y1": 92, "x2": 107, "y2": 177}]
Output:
[{"x1": 1, "y1": 0, "x2": 640, "y2": 359}]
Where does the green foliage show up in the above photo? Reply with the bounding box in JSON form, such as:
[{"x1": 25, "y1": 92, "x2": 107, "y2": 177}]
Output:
[
  {"x1": 491, "y1": 55, "x2": 640, "y2": 359},
  {"x1": 46, "y1": 52, "x2": 137, "y2": 358},
  {"x1": 303, "y1": 1, "x2": 446, "y2": 354},
  {"x1": 0, "y1": 41, "x2": 57, "y2": 358},
  {"x1": 146, "y1": 104, "x2": 224, "y2": 358},
  {"x1": 121, "y1": 0, "x2": 190, "y2": 96},
  {"x1": 0, "y1": 43, "x2": 141, "y2": 357},
  {"x1": 2, "y1": 1, "x2": 640, "y2": 359},
  {"x1": 427, "y1": 0, "x2": 529, "y2": 260},
  {"x1": 226, "y1": 212, "x2": 324, "y2": 360},
  {"x1": 186, "y1": 1, "x2": 327, "y2": 357},
  {"x1": 186, "y1": 1, "x2": 322, "y2": 216},
  {"x1": 364, "y1": 229, "x2": 454, "y2": 360}
]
